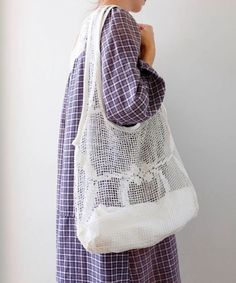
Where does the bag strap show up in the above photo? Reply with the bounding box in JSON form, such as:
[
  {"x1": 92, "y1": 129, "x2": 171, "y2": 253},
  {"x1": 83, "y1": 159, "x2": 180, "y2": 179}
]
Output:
[
  {"x1": 72, "y1": 5, "x2": 120, "y2": 146},
  {"x1": 93, "y1": 5, "x2": 121, "y2": 116}
]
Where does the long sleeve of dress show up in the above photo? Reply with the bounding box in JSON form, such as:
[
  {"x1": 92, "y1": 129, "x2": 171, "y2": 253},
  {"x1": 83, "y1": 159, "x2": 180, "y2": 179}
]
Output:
[{"x1": 100, "y1": 6, "x2": 166, "y2": 126}]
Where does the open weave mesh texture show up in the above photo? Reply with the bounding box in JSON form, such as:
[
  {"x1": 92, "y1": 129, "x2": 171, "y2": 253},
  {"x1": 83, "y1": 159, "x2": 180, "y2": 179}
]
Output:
[{"x1": 71, "y1": 5, "x2": 199, "y2": 253}]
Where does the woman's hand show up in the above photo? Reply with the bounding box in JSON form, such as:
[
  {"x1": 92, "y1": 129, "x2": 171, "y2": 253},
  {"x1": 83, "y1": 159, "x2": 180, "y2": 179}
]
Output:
[{"x1": 138, "y1": 24, "x2": 156, "y2": 66}]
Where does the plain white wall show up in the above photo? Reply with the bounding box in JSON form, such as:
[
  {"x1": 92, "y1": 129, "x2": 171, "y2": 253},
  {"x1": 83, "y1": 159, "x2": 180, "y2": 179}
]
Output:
[{"x1": 2, "y1": 0, "x2": 236, "y2": 282}]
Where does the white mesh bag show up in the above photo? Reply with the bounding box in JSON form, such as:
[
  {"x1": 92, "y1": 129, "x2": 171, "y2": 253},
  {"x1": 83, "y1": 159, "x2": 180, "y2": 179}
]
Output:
[{"x1": 71, "y1": 4, "x2": 199, "y2": 254}]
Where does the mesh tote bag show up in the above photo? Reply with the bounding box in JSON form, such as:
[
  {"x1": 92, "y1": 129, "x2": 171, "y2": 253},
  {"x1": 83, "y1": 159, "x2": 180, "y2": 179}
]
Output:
[{"x1": 71, "y1": 4, "x2": 199, "y2": 254}]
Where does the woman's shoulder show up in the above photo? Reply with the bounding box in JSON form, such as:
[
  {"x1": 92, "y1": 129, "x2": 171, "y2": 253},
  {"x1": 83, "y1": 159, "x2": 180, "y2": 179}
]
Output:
[
  {"x1": 102, "y1": 6, "x2": 140, "y2": 44},
  {"x1": 109, "y1": 6, "x2": 136, "y2": 20},
  {"x1": 106, "y1": 6, "x2": 140, "y2": 32}
]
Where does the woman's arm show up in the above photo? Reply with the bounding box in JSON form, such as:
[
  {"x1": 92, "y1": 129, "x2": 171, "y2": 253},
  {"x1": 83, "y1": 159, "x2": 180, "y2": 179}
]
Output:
[{"x1": 100, "y1": 7, "x2": 166, "y2": 126}]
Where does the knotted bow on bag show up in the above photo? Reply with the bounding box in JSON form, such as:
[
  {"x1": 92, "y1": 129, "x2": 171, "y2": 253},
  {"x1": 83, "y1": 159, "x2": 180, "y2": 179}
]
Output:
[{"x1": 71, "y1": 4, "x2": 199, "y2": 254}]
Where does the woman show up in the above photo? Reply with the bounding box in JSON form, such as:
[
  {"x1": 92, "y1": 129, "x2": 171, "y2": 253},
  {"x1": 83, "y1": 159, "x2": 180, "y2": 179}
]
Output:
[{"x1": 56, "y1": 0, "x2": 182, "y2": 282}]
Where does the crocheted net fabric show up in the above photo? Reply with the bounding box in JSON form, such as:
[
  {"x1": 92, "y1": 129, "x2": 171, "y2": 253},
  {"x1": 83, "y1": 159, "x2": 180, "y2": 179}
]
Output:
[{"x1": 71, "y1": 5, "x2": 199, "y2": 254}]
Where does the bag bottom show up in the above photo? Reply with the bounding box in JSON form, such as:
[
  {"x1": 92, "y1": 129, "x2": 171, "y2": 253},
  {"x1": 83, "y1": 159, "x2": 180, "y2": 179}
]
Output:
[{"x1": 76, "y1": 186, "x2": 199, "y2": 254}]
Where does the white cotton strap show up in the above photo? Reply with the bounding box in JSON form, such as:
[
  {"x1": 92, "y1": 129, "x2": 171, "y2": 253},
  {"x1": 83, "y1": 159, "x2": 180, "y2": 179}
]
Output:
[
  {"x1": 93, "y1": 5, "x2": 122, "y2": 116},
  {"x1": 72, "y1": 5, "x2": 120, "y2": 146}
]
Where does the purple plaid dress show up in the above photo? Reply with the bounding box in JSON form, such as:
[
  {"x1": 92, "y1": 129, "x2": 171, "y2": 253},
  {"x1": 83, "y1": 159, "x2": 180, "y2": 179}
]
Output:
[{"x1": 56, "y1": 6, "x2": 182, "y2": 283}]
